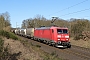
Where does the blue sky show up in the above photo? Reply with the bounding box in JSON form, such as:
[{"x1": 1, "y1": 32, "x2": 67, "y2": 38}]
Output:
[{"x1": 0, "y1": 0, "x2": 90, "y2": 28}]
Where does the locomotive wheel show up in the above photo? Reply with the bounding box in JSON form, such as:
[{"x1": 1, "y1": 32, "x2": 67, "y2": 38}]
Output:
[
  {"x1": 67, "y1": 44, "x2": 71, "y2": 48},
  {"x1": 46, "y1": 41, "x2": 49, "y2": 45}
]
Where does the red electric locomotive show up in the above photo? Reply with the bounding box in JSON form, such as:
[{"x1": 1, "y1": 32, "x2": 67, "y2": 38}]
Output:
[{"x1": 34, "y1": 26, "x2": 71, "y2": 48}]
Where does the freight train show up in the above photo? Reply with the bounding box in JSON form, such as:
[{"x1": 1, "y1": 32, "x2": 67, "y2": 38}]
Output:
[{"x1": 14, "y1": 26, "x2": 71, "y2": 48}]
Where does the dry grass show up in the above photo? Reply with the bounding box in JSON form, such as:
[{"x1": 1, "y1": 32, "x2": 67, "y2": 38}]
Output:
[
  {"x1": 3, "y1": 38, "x2": 43, "y2": 60},
  {"x1": 3, "y1": 38, "x2": 62, "y2": 60},
  {"x1": 3, "y1": 37, "x2": 90, "y2": 60},
  {"x1": 70, "y1": 37, "x2": 90, "y2": 48},
  {"x1": 3, "y1": 36, "x2": 90, "y2": 60}
]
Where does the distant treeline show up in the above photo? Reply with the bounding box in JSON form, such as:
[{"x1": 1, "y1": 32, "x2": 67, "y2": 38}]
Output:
[
  {"x1": 21, "y1": 15, "x2": 90, "y2": 40},
  {"x1": 0, "y1": 12, "x2": 11, "y2": 31},
  {"x1": 0, "y1": 11, "x2": 90, "y2": 40}
]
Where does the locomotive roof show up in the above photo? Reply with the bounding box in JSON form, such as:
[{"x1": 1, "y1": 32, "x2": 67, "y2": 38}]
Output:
[{"x1": 35, "y1": 26, "x2": 68, "y2": 30}]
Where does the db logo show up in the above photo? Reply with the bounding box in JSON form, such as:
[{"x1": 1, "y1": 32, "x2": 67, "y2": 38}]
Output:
[{"x1": 62, "y1": 36, "x2": 64, "y2": 38}]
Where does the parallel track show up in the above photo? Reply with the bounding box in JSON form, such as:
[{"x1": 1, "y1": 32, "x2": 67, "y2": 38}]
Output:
[{"x1": 63, "y1": 48, "x2": 90, "y2": 60}]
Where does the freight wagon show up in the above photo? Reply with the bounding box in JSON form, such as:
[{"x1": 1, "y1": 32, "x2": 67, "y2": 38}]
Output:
[
  {"x1": 15, "y1": 29, "x2": 21, "y2": 35},
  {"x1": 26, "y1": 28, "x2": 34, "y2": 39},
  {"x1": 19, "y1": 29, "x2": 26, "y2": 36}
]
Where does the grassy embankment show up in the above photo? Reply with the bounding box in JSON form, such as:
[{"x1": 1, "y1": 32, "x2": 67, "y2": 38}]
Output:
[
  {"x1": 70, "y1": 37, "x2": 90, "y2": 48},
  {"x1": 0, "y1": 30, "x2": 63, "y2": 60}
]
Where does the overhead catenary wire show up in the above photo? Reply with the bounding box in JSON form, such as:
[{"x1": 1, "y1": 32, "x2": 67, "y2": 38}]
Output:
[
  {"x1": 49, "y1": 8, "x2": 90, "y2": 25},
  {"x1": 58, "y1": 8, "x2": 90, "y2": 17},
  {"x1": 20, "y1": 0, "x2": 89, "y2": 28},
  {"x1": 81, "y1": 16, "x2": 90, "y2": 19},
  {"x1": 48, "y1": 0, "x2": 88, "y2": 17}
]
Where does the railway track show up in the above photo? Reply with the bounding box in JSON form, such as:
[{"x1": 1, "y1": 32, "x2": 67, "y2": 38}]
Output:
[
  {"x1": 17, "y1": 35, "x2": 90, "y2": 60},
  {"x1": 72, "y1": 45, "x2": 90, "y2": 52},
  {"x1": 63, "y1": 48, "x2": 90, "y2": 60}
]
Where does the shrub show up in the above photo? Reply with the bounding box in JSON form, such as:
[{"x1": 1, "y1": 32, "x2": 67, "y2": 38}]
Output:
[
  {"x1": 0, "y1": 38, "x2": 9, "y2": 60},
  {"x1": 0, "y1": 30, "x2": 18, "y2": 40},
  {"x1": 9, "y1": 32, "x2": 18, "y2": 40},
  {"x1": 0, "y1": 38, "x2": 20, "y2": 60},
  {"x1": 0, "y1": 38, "x2": 4, "y2": 54}
]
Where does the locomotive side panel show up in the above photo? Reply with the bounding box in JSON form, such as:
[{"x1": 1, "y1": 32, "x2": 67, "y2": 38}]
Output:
[
  {"x1": 34, "y1": 28, "x2": 54, "y2": 42},
  {"x1": 35, "y1": 29, "x2": 43, "y2": 39},
  {"x1": 42, "y1": 29, "x2": 52, "y2": 40}
]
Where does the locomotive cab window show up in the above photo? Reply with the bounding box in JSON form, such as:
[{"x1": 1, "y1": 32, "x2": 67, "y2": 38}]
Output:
[
  {"x1": 57, "y1": 29, "x2": 62, "y2": 34},
  {"x1": 57, "y1": 29, "x2": 68, "y2": 34},
  {"x1": 63, "y1": 29, "x2": 68, "y2": 34}
]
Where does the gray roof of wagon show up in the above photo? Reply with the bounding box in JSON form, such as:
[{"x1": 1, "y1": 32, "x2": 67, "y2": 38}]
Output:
[
  {"x1": 35, "y1": 26, "x2": 68, "y2": 30},
  {"x1": 35, "y1": 27, "x2": 51, "y2": 30}
]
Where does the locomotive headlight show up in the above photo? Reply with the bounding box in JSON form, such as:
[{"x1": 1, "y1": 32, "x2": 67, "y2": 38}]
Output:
[
  {"x1": 57, "y1": 35, "x2": 61, "y2": 38},
  {"x1": 66, "y1": 39, "x2": 68, "y2": 40},
  {"x1": 65, "y1": 36, "x2": 69, "y2": 38},
  {"x1": 58, "y1": 39, "x2": 60, "y2": 40}
]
